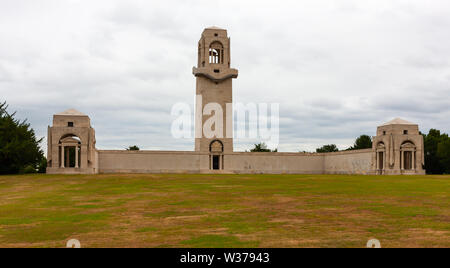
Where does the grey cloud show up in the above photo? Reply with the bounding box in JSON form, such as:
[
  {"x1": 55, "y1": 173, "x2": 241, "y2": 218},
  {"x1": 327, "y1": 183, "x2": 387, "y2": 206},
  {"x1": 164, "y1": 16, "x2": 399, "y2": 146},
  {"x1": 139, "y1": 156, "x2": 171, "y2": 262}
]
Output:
[{"x1": 404, "y1": 57, "x2": 449, "y2": 70}]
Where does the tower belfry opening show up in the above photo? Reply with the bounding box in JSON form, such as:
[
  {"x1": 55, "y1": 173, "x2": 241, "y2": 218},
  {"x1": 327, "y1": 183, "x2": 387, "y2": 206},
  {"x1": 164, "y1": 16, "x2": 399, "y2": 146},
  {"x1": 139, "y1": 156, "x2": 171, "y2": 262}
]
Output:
[{"x1": 209, "y1": 41, "x2": 224, "y2": 64}]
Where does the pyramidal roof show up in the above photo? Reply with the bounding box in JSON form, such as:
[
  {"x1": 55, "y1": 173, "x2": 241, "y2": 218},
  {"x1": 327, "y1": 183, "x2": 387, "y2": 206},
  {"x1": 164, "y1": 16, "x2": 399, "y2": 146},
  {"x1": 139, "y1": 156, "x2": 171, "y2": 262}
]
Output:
[
  {"x1": 56, "y1": 109, "x2": 87, "y2": 116},
  {"x1": 382, "y1": 118, "x2": 416, "y2": 126},
  {"x1": 205, "y1": 26, "x2": 225, "y2": 30}
]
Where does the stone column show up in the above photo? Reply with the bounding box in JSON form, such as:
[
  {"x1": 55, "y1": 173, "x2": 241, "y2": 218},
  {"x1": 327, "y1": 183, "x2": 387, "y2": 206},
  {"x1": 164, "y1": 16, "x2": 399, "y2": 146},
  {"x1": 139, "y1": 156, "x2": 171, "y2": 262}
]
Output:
[
  {"x1": 61, "y1": 145, "x2": 65, "y2": 168},
  {"x1": 371, "y1": 151, "x2": 376, "y2": 172},
  {"x1": 376, "y1": 152, "x2": 379, "y2": 171},
  {"x1": 412, "y1": 150, "x2": 415, "y2": 170},
  {"x1": 75, "y1": 146, "x2": 79, "y2": 168},
  {"x1": 401, "y1": 151, "x2": 404, "y2": 170}
]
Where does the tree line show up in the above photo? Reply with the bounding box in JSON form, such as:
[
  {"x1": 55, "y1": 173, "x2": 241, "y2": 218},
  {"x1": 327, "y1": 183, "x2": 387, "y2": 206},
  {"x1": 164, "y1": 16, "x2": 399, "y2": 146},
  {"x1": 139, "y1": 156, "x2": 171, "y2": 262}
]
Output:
[
  {"x1": 315, "y1": 135, "x2": 373, "y2": 153},
  {"x1": 423, "y1": 129, "x2": 450, "y2": 174}
]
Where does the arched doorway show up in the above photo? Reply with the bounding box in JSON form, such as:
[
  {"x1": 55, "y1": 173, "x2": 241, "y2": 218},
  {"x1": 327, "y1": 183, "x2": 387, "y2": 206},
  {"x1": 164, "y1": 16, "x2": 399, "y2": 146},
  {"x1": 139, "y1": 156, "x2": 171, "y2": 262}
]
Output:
[
  {"x1": 401, "y1": 141, "x2": 416, "y2": 171},
  {"x1": 376, "y1": 142, "x2": 386, "y2": 174},
  {"x1": 59, "y1": 135, "x2": 81, "y2": 168},
  {"x1": 210, "y1": 140, "x2": 224, "y2": 170}
]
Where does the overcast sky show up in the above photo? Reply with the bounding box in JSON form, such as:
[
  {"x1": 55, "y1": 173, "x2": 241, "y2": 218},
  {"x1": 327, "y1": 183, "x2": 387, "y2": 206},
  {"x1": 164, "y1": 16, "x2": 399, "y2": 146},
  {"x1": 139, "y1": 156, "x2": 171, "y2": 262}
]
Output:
[{"x1": 1, "y1": 0, "x2": 450, "y2": 153}]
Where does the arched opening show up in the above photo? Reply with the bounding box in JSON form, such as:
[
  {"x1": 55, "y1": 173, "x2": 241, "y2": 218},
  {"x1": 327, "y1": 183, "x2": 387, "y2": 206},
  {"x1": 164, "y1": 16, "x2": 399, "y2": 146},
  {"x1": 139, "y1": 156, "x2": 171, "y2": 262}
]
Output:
[
  {"x1": 210, "y1": 140, "x2": 224, "y2": 170},
  {"x1": 210, "y1": 140, "x2": 224, "y2": 153},
  {"x1": 209, "y1": 41, "x2": 224, "y2": 64},
  {"x1": 401, "y1": 141, "x2": 416, "y2": 171},
  {"x1": 59, "y1": 134, "x2": 81, "y2": 168},
  {"x1": 376, "y1": 142, "x2": 386, "y2": 173}
]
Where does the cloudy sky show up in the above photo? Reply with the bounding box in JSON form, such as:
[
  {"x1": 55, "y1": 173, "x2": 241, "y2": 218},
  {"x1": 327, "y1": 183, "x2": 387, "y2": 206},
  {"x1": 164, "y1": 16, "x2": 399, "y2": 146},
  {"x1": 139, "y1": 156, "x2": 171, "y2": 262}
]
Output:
[{"x1": 1, "y1": 0, "x2": 450, "y2": 153}]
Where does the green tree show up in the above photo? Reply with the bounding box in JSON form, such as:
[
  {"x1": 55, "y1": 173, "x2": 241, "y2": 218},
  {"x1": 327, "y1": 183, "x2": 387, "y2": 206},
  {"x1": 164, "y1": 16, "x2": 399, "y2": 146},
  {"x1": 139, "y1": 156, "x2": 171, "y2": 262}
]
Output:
[
  {"x1": 423, "y1": 129, "x2": 450, "y2": 174},
  {"x1": 423, "y1": 129, "x2": 445, "y2": 174},
  {"x1": 0, "y1": 102, "x2": 44, "y2": 174},
  {"x1": 126, "y1": 145, "x2": 140, "y2": 151},
  {"x1": 437, "y1": 137, "x2": 450, "y2": 174},
  {"x1": 316, "y1": 144, "x2": 339, "y2": 153},
  {"x1": 37, "y1": 157, "x2": 47, "y2": 173},
  {"x1": 250, "y1": 143, "x2": 277, "y2": 152},
  {"x1": 347, "y1": 135, "x2": 373, "y2": 150}
]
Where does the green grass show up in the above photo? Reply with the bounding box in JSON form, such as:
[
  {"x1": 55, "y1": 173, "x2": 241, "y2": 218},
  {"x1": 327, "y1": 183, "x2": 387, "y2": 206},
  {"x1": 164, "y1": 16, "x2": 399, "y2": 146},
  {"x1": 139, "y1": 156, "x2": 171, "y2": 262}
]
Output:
[{"x1": 0, "y1": 174, "x2": 448, "y2": 248}]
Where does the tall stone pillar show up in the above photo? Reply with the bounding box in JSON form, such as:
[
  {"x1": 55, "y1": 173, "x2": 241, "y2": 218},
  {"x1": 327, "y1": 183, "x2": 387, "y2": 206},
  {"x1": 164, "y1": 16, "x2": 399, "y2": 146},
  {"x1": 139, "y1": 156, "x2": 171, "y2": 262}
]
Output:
[
  {"x1": 401, "y1": 151, "x2": 404, "y2": 170},
  {"x1": 376, "y1": 153, "x2": 379, "y2": 170},
  {"x1": 75, "y1": 146, "x2": 79, "y2": 168},
  {"x1": 61, "y1": 145, "x2": 65, "y2": 168}
]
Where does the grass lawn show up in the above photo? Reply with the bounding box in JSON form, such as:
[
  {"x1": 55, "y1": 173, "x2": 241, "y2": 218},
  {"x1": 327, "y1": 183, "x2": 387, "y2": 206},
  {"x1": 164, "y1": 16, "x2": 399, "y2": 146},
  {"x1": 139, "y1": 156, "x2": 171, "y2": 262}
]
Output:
[{"x1": 0, "y1": 174, "x2": 448, "y2": 248}]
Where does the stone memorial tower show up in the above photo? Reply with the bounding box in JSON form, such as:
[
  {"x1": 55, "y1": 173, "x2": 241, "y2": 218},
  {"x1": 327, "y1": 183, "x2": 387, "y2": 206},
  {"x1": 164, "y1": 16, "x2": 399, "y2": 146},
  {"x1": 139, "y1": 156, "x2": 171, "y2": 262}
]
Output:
[{"x1": 193, "y1": 27, "x2": 238, "y2": 170}]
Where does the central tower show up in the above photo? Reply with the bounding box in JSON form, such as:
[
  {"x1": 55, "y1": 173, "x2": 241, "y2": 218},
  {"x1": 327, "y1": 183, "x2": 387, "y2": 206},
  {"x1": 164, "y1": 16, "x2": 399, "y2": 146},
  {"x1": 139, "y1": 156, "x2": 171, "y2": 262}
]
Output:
[{"x1": 193, "y1": 27, "x2": 238, "y2": 166}]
